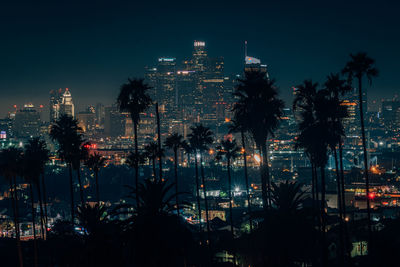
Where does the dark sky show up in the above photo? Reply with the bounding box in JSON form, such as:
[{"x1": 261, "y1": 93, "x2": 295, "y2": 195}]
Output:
[{"x1": 1, "y1": 0, "x2": 399, "y2": 117}]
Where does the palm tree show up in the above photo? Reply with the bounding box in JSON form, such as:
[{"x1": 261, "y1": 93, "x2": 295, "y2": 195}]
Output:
[
  {"x1": 0, "y1": 147, "x2": 24, "y2": 267},
  {"x1": 72, "y1": 142, "x2": 90, "y2": 206},
  {"x1": 294, "y1": 80, "x2": 330, "y2": 265},
  {"x1": 215, "y1": 138, "x2": 240, "y2": 256},
  {"x1": 117, "y1": 78, "x2": 153, "y2": 204},
  {"x1": 342, "y1": 52, "x2": 378, "y2": 240},
  {"x1": 126, "y1": 151, "x2": 146, "y2": 205},
  {"x1": 270, "y1": 181, "x2": 306, "y2": 214},
  {"x1": 155, "y1": 102, "x2": 163, "y2": 181},
  {"x1": 183, "y1": 141, "x2": 203, "y2": 232},
  {"x1": 164, "y1": 133, "x2": 186, "y2": 216},
  {"x1": 23, "y1": 138, "x2": 50, "y2": 240},
  {"x1": 144, "y1": 142, "x2": 164, "y2": 179},
  {"x1": 188, "y1": 124, "x2": 214, "y2": 238},
  {"x1": 50, "y1": 114, "x2": 84, "y2": 222},
  {"x1": 77, "y1": 203, "x2": 108, "y2": 235},
  {"x1": 229, "y1": 119, "x2": 253, "y2": 232},
  {"x1": 117, "y1": 179, "x2": 192, "y2": 267},
  {"x1": 233, "y1": 70, "x2": 284, "y2": 209},
  {"x1": 85, "y1": 153, "x2": 106, "y2": 204}
]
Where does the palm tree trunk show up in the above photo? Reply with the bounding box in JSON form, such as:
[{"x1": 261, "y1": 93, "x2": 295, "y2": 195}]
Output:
[
  {"x1": 320, "y1": 166, "x2": 328, "y2": 266},
  {"x1": 68, "y1": 164, "x2": 75, "y2": 223},
  {"x1": 227, "y1": 160, "x2": 236, "y2": 265},
  {"x1": 35, "y1": 182, "x2": 45, "y2": 239},
  {"x1": 260, "y1": 142, "x2": 271, "y2": 209},
  {"x1": 313, "y1": 164, "x2": 321, "y2": 232},
  {"x1": 241, "y1": 131, "x2": 252, "y2": 232},
  {"x1": 155, "y1": 102, "x2": 163, "y2": 181},
  {"x1": 29, "y1": 183, "x2": 38, "y2": 267},
  {"x1": 76, "y1": 167, "x2": 85, "y2": 206},
  {"x1": 41, "y1": 173, "x2": 49, "y2": 227},
  {"x1": 11, "y1": 177, "x2": 23, "y2": 267},
  {"x1": 339, "y1": 142, "x2": 350, "y2": 260},
  {"x1": 194, "y1": 153, "x2": 202, "y2": 233},
  {"x1": 334, "y1": 148, "x2": 345, "y2": 267},
  {"x1": 133, "y1": 120, "x2": 140, "y2": 207},
  {"x1": 95, "y1": 170, "x2": 100, "y2": 204},
  {"x1": 174, "y1": 148, "x2": 180, "y2": 216},
  {"x1": 358, "y1": 76, "x2": 372, "y2": 242},
  {"x1": 200, "y1": 153, "x2": 211, "y2": 241}
]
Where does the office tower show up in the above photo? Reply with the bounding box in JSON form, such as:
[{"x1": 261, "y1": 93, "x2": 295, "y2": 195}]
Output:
[
  {"x1": 104, "y1": 105, "x2": 126, "y2": 137},
  {"x1": 59, "y1": 88, "x2": 75, "y2": 118},
  {"x1": 13, "y1": 104, "x2": 41, "y2": 138},
  {"x1": 0, "y1": 118, "x2": 13, "y2": 139},
  {"x1": 95, "y1": 103, "x2": 105, "y2": 126},
  {"x1": 49, "y1": 88, "x2": 63, "y2": 122},
  {"x1": 156, "y1": 57, "x2": 177, "y2": 114},
  {"x1": 381, "y1": 99, "x2": 400, "y2": 131},
  {"x1": 77, "y1": 109, "x2": 96, "y2": 133}
]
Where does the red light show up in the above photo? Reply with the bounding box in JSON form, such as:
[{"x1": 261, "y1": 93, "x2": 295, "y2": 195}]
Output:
[{"x1": 368, "y1": 192, "x2": 375, "y2": 200}]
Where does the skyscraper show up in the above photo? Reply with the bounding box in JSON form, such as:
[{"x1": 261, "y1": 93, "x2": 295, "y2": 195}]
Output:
[
  {"x1": 59, "y1": 88, "x2": 75, "y2": 118},
  {"x1": 13, "y1": 104, "x2": 41, "y2": 138},
  {"x1": 49, "y1": 88, "x2": 63, "y2": 122}
]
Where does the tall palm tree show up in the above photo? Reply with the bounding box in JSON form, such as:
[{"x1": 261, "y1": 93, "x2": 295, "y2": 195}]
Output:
[
  {"x1": 188, "y1": 124, "x2": 214, "y2": 238},
  {"x1": 126, "y1": 151, "x2": 146, "y2": 205},
  {"x1": 342, "y1": 53, "x2": 378, "y2": 240},
  {"x1": 0, "y1": 147, "x2": 24, "y2": 267},
  {"x1": 183, "y1": 141, "x2": 203, "y2": 232},
  {"x1": 85, "y1": 152, "x2": 106, "y2": 204},
  {"x1": 294, "y1": 80, "x2": 330, "y2": 265},
  {"x1": 23, "y1": 138, "x2": 50, "y2": 240},
  {"x1": 50, "y1": 114, "x2": 84, "y2": 222},
  {"x1": 215, "y1": 138, "x2": 240, "y2": 250},
  {"x1": 164, "y1": 133, "x2": 186, "y2": 216},
  {"x1": 233, "y1": 70, "x2": 284, "y2": 209},
  {"x1": 117, "y1": 78, "x2": 153, "y2": 204},
  {"x1": 144, "y1": 142, "x2": 164, "y2": 179},
  {"x1": 72, "y1": 142, "x2": 90, "y2": 206}
]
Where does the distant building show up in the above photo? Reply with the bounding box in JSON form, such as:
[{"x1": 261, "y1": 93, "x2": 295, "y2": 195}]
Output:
[
  {"x1": 59, "y1": 88, "x2": 75, "y2": 118},
  {"x1": 13, "y1": 104, "x2": 41, "y2": 138},
  {"x1": 104, "y1": 106, "x2": 126, "y2": 138},
  {"x1": 50, "y1": 88, "x2": 75, "y2": 121}
]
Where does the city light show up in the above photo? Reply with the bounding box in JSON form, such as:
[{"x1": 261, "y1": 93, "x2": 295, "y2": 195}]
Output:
[{"x1": 254, "y1": 154, "x2": 261, "y2": 163}]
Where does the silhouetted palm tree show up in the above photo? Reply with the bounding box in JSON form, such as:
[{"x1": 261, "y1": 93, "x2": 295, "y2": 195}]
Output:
[
  {"x1": 216, "y1": 137, "x2": 240, "y2": 263},
  {"x1": 126, "y1": 151, "x2": 146, "y2": 205},
  {"x1": 72, "y1": 142, "x2": 90, "y2": 206},
  {"x1": 23, "y1": 138, "x2": 50, "y2": 240},
  {"x1": 183, "y1": 141, "x2": 203, "y2": 232},
  {"x1": 77, "y1": 203, "x2": 108, "y2": 235},
  {"x1": 294, "y1": 80, "x2": 330, "y2": 265},
  {"x1": 164, "y1": 133, "x2": 186, "y2": 216},
  {"x1": 50, "y1": 114, "x2": 84, "y2": 222},
  {"x1": 233, "y1": 70, "x2": 284, "y2": 209},
  {"x1": 85, "y1": 153, "x2": 106, "y2": 204},
  {"x1": 188, "y1": 124, "x2": 214, "y2": 238},
  {"x1": 342, "y1": 52, "x2": 378, "y2": 240},
  {"x1": 0, "y1": 147, "x2": 24, "y2": 267},
  {"x1": 144, "y1": 142, "x2": 164, "y2": 179},
  {"x1": 155, "y1": 102, "x2": 163, "y2": 181},
  {"x1": 270, "y1": 180, "x2": 306, "y2": 214},
  {"x1": 117, "y1": 78, "x2": 153, "y2": 205},
  {"x1": 229, "y1": 119, "x2": 253, "y2": 232},
  {"x1": 118, "y1": 179, "x2": 193, "y2": 266}
]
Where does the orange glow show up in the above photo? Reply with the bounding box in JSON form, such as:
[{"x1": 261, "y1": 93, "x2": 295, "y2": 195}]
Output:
[
  {"x1": 209, "y1": 149, "x2": 214, "y2": 155},
  {"x1": 224, "y1": 118, "x2": 231, "y2": 123}
]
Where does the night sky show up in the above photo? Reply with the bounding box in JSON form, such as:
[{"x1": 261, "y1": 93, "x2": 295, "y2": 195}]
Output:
[{"x1": 1, "y1": 0, "x2": 399, "y2": 117}]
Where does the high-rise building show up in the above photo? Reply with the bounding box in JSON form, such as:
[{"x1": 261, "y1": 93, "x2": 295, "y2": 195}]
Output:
[
  {"x1": 49, "y1": 88, "x2": 63, "y2": 122},
  {"x1": 381, "y1": 99, "x2": 400, "y2": 131},
  {"x1": 13, "y1": 104, "x2": 41, "y2": 138},
  {"x1": 59, "y1": 88, "x2": 75, "y2": 118},
  {"x1": 104, "y1": 105, "x2": 126, "y2": 137}
]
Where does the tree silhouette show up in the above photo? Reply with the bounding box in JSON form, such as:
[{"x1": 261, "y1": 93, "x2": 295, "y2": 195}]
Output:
[
  {"x1": 188, "y1": 124, "x2": 214, "y2": 240},
  {"x1": 117, "y1": 78, "x2": 153, "y2": 210},
  {"x1": 144, "y1": 142, "x2": 164, "y2": 179},
  {"x1": 342, "y1": 52, "x2": 378, "y2": 242},
  {"x1": 215, "y1": 137, "x2": 240, "y2": 264},
  {"x1": 233, "y1": 70, "x2": 284, "y2": 209},
  {"x1": 164, "y1": 133, "x2": 186, "y2": 216},
  {"x1": 126, "y1": 151, "x2": 146, "y2": 205},
  {"x1": 0, "y1": 147, "x2": 24, "y2": 267},
  {"x1": 85, "y1": 153, "x2": 106, "y2": 204},
  {"x1": 50, "y1": 114, "x2": 84, "y2": 222}
]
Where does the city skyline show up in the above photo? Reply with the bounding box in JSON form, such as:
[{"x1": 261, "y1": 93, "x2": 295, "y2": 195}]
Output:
[{"x1": 1, "y1": 1, "x2": 400, "y2": 117}]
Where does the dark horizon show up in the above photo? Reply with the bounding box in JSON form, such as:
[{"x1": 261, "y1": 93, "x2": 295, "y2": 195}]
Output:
[{"x1": 1, "y1": 0, "x2": 400, "y2": 117}]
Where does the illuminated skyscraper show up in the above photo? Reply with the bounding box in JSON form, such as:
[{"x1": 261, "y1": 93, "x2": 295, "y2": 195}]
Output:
[
  {"x1": 13, "y1": 104, "x2": 41, "y2": 138},
  {"x1": 59, "y1": 88, "x2": 75, "y2": 118},
  {"x1": 49, "y1": 88, "x2": 63, "y2": 122}
]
